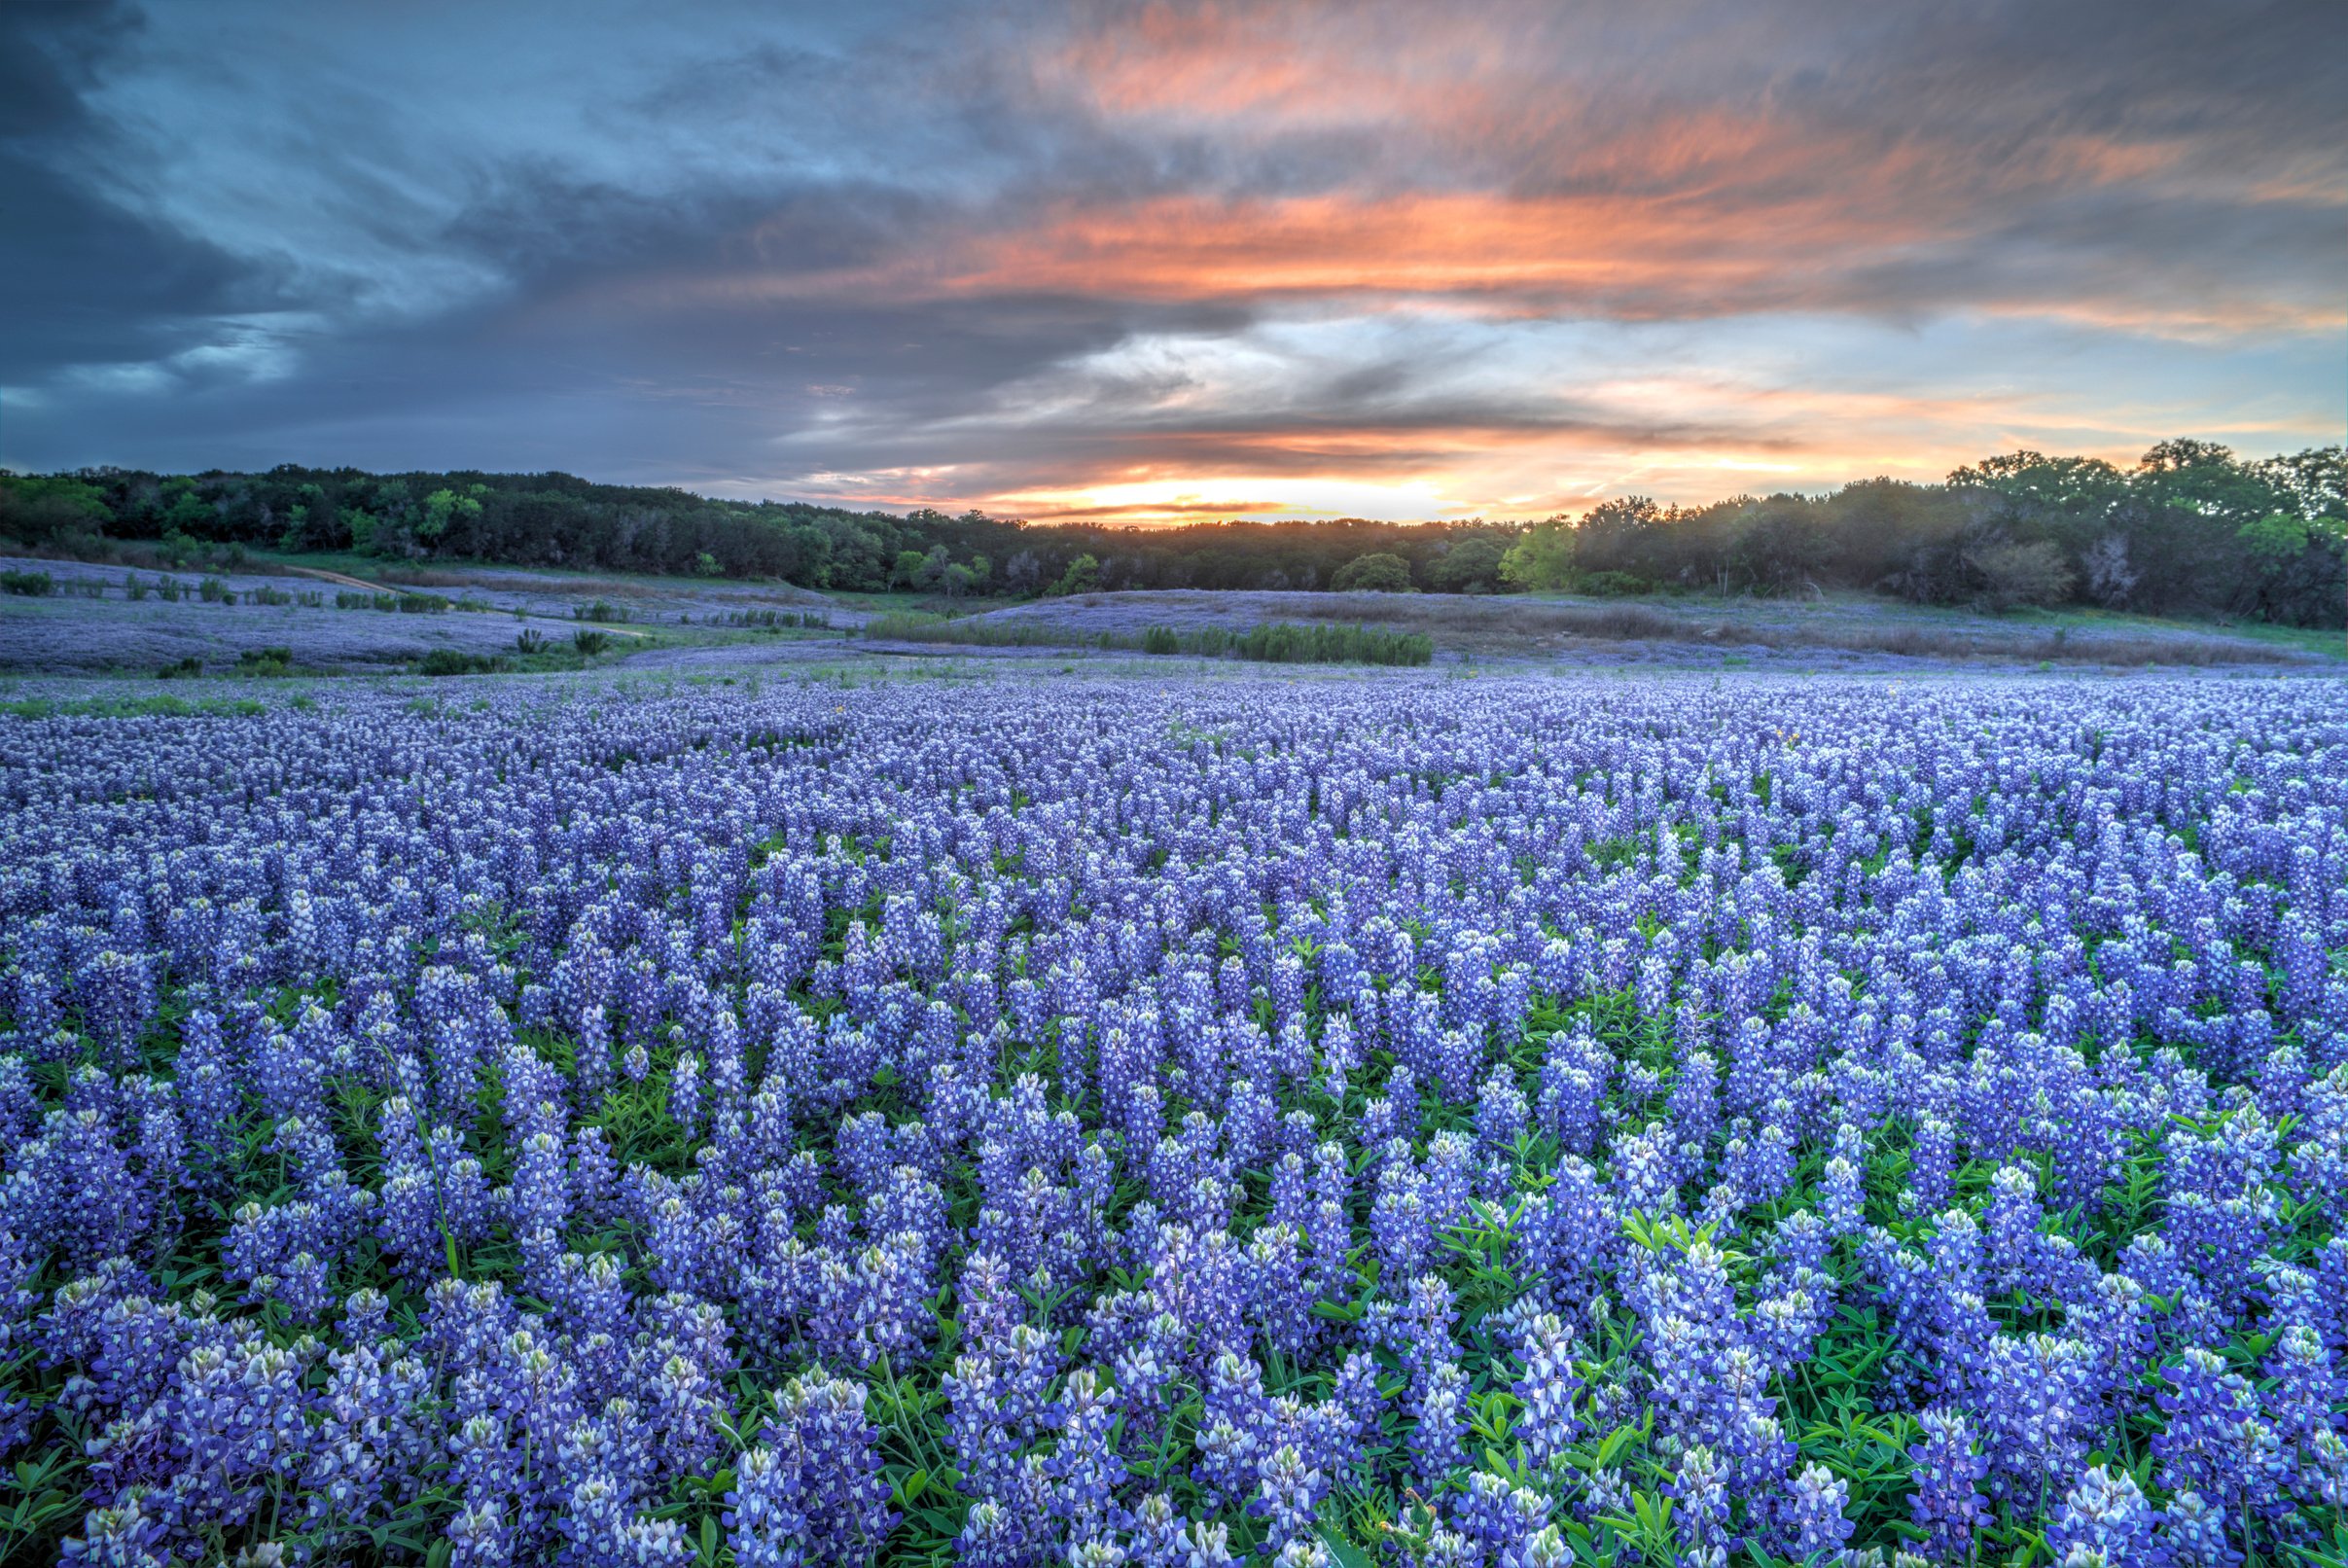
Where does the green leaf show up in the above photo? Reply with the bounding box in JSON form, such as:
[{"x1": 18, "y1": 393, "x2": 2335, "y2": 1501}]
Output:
[{"x1": 1317, "y1": 1525, "x2": 1374, "y2": 1568}]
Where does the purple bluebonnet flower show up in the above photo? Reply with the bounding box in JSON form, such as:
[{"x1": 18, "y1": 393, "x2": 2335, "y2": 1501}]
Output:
[
  {"x1": 2158, "y1": 1489, "x2": 2239, "y2": 1568},
  {"x1": 1512, "y1": 1310, "x2": 1583, "y2": 1468},
  {"x1": 1773, "y1": 1462, "x2": 1852, "y2": 1562},
  {"x1": 725, "y1": 1366, "x2": 894, "y2": 1567},
  {"x1": 2153, "y1": 1347, "x2": 2285, "y2": 1530},
  {"x1": 1905, "y1": 1407, "x2": 1988, "y2": 1562},
  {"x1": 1669, "y1": 1443, "x2": 1731, "y2": 1568},
  {"x1": 2047, "y1": 1464, "x2": 2159, "y2": 1566}
]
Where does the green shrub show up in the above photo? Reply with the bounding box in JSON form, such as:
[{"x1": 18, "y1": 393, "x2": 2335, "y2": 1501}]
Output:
[
  {"x1": 1230, "y1": 622, "x2": 1432, "y2": 665},
  {"x1": 0, "y1": 570, "x2": 53, "y2": 596},
  {"x1": 416, "y1": 648, "x2": 510, "y2": 676},
  {"x1": 1331, "y1": 552, "x2": 1415, "y2": 592},
  {"x1": 572, "y1": 629, "x2": 612, "y2": 658},
  {"x1": 197, "y1": 577, "x2": 231, "y2": 603},
  {"x1": 572, "y1": 599, "x2": 628, "y2": 624},
  {"x1": 156, "y1": 656, "x2": 203, "y2": 680},
  {"x1": 719, "y1": 608, "x2": 831, "y2": 629},
  {"x1": 859, "y1": 614, "x2": 1429, "y2": 665},
  {"x1": 1580, "y1": 570, "x2": 1654, "y2": 597},
  {"x1": 516, "y1": 628, "x2": 548, "y2": 655},
  {"x1": 1045, "y1": 553, "x2": 1099, "y2": 596}
]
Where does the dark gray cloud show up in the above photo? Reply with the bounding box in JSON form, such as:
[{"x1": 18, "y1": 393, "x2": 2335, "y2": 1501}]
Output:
[
  {"x1": 1, "y1": 0, "x2": 2339, "y2": 516},
  {"x1": 0, "y1": 3, "x2": 281, "y2": 382}
]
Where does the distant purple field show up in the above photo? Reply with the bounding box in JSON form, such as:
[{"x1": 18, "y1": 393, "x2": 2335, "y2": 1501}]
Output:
[
  {"x1": 0, "y1": 593, "x2": 528, "y2": 672},
  {"x1": 0, "y1": 556, "x2": 852, "y2": 673}
]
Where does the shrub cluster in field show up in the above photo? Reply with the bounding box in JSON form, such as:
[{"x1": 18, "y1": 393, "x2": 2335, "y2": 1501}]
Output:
[
  {"x1": 0, "y1": 674, "x2": 2343, "y2": 1567},
  {"x1": 338, "y1": 590, "x2": 453, "y2": 615},
  {"x1": 863, "y1": 616, "x2": 1435, "y2": 666}
]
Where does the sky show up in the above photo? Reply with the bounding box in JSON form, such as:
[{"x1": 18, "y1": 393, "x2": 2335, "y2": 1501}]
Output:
[{"x1": 2, "y1": 1, "x2": 2342, "y2": 524}]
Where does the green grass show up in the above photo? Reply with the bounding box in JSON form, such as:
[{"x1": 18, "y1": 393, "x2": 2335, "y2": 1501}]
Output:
[
  {"x1": 2020, "y1": 604, "x2": 2346, "y2": 660},
  {"x1": 0, "y1": 694, "x2": 269, "y2": 719},
  {"x1": 861, "y1": 615, "x2": 1434, "y2": 666}
]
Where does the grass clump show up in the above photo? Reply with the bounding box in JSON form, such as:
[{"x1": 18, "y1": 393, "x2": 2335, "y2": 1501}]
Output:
[
  {"x1": 415, "y1": 648, "x2": 511, "y2": 676},
  {"x1": 710, "y1": 608, "x2": 832, "y2": 629},
  {"x1": 862, "y1": 614, "x2": 1433, "y2": 665},
  {"x1": 0, "y1": 694, "x2": 266, "y2": 719},
  {"x1": 1230, "y1": 621, "x2": 1432, "y2": 664}
]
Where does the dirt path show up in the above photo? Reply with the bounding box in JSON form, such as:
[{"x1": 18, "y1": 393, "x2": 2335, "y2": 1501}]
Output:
[{"x1": 278, "y1": 564, "x2": 383, "y2": 592}]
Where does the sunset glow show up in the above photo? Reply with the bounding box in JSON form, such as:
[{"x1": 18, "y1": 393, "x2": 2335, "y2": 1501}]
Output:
[{"x1": 3, "y1": 1, "x2": 2340, "y2": 518}]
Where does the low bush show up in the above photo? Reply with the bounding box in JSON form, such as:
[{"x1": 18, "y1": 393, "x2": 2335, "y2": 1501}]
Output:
[
  {"x1": 1229, "y1": 621, "x2": 1433, "y2": 665},
  {"x1": 863, "y1": 614, "x2": 1432, "y2": 665},
  {"x1": 1330, "y1": 552, "x2": 1415, "y2": 592},
  {"x1": 718, "y1": 608, "x2": 831, "y2": 628},
  {"x1": 415, "y1": 648, "x2": 510, "y2": 676},
  {"x1": 0, "y1": 570, "x2": 53, "y2": 596}
]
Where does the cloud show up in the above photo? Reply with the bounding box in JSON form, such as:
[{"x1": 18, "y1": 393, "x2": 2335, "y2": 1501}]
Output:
[{"x1": 0, "y1": 0, "x2": 2339, "y2": 517}]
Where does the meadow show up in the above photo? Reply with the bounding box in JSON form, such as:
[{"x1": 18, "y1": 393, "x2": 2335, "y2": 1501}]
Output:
[
  {"x1": 0, "y1": 665, "x2": 2342, "y2": 1567},
  {"x1": 4, "y1": 552, "x2": 2331, "y2": 680}
]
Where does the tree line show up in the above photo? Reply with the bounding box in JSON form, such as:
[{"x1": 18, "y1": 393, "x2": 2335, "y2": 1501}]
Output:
[{"x1": 0, "y1": 440, "x2": 2338, "y2": 625}]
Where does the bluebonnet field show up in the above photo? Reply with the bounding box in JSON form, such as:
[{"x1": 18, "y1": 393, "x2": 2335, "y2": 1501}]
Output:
[{"x1": 1, "y1": 668, "x2": 2344, "y2": 1568}]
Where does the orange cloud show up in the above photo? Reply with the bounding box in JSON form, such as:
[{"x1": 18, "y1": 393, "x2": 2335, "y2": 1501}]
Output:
[
  {"x1": 635, "y1": 125, "x2": 2312, "y2": 333},
  {"x1": 666, "y1": 186, "x2": 1924, "y2": 322}
]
